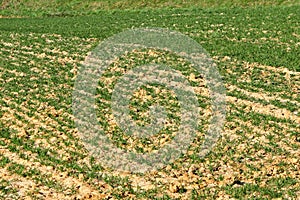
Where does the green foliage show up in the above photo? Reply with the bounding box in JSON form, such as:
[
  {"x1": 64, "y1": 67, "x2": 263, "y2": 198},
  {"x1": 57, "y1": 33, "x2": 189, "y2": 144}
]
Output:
[
  {"x1": 1, "y1": 0, "x2": 299, "y2": 17},
  {"x1": 0, "y1": 2, "x2": 299, "y2": 199}
]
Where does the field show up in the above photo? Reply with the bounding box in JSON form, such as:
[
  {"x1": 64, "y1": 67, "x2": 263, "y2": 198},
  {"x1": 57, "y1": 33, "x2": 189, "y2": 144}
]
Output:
[{"x1": 0, "y1": 1, "x2": 300, "y2": 199}]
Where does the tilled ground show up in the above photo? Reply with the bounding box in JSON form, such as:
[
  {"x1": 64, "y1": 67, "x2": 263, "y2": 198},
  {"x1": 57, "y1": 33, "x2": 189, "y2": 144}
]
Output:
[{"x1": 0, "y1": 24, "x2": 299, "y2": 199}]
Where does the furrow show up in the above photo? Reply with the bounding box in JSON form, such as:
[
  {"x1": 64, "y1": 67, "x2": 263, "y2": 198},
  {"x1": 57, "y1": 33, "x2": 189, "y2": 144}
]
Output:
[
  {"x1": 0, "y1": 150, "x2": 106, "y2": 199},
  {"x1": 226, "y1": 96, "x2": 299, "y2": 124},
  {"x1": 0, "y1": 164, "x2": 68, "y2": 199},
  {"x1": 227, "y1": 84, "x2": 300, "y2": 108}
]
